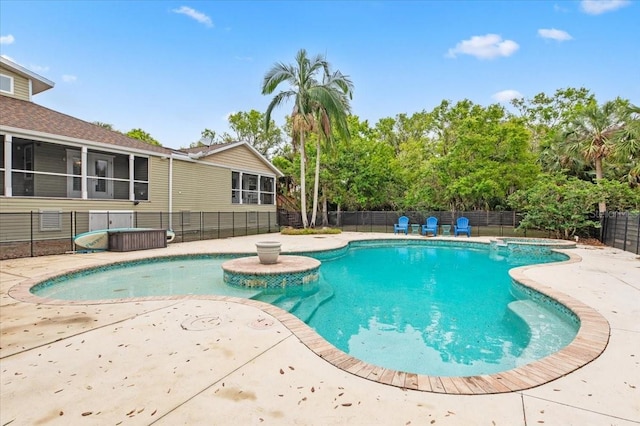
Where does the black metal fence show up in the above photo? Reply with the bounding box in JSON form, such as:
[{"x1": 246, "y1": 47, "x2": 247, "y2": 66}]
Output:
[
  {"x1": 601, "y1": 211, "x2": 640, "y2": 254},
  {"x1": 278, "y1": 210, "x2": 559, "y2": 238},
  {"x1": 4, "y1": 209, "x2": 638, "y2": 259},
  {"x1": 0, "y1": 211, "x2": 279, "y2": 260}
]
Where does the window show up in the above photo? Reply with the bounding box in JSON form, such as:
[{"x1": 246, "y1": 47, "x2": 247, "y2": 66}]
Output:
[
  {"x1": 242, "y1": 173, "x2": 259, "y2": 204},
  {"x1": 231, "y1": 171, "x2": 276, "y2": 205},
  {"x1": 260, "y1": 176, "x2": 275, "y2": 205},
  {"x1": 0, "y1": 74, "x2": 13, "y2": 94},
  {"x1": 23, "y1": 144, "x2": 33, "y2": 180},
  {"x1": 231, "y1": 171, "x2": 241, "y2": 204}
]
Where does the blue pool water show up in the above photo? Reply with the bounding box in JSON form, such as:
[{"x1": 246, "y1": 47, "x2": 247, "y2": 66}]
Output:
[{"x1": 32, "y1": 243, "x2": 578, "y2": 377}]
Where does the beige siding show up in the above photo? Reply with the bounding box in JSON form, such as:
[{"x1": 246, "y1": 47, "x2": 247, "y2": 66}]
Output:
[
  {"x1": 203, "y1": 145, "x2": 275, "y2": 175},
  {"x1": 172, "y1": 160, "x2": 229, "y2": 211},
  {"x1": 171, "y1": 159, "x2": 276, "y2": 213},
  {"x1": 0, "y1": 66, "x2": 30, "y2": 101},
  {"x1": 148, "y1": 156, "x2": 169, "y2": 210}
]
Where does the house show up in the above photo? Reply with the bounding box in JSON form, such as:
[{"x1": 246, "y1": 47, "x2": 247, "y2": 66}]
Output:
[{"x1": 0, "y1": 56, "x2": 283, "y2": 246}]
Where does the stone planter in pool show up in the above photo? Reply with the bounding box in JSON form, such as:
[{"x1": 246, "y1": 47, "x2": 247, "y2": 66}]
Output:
[
  {"x1": 222, "y1": 255, "x2": 320, "y2": 289},
  {"x1": 255, "y1": 241, "x2": 281, "y2": 264}
]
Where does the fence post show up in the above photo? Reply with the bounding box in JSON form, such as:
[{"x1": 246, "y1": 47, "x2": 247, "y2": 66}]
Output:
[
  {"x1": 200, "y1": 211, "x2": 203, "y2": 241},
  {"x1": 217, "y1": 212, "x2": 220, "y2": 239},
  {"x1": 613, "y1": 213, "x2": 618, "y2": 249},
  {"x1": 30, "y1": 211, "x2": 34, "y2": 257},
  {"x1": 69, "y1": 211, "x2": 74, "y2": 252},
  {"x1": 232, "y1": 213, "x2": 235, "y2": 237},
  {"x1": 600, "y1": 212, "x2": 607, "y2": 244},
  {"x1": 623, "y1": 213, "x2": 629, "y2": 252},
  {"x1": 636, "y1": 214, "x2": 640, "y2": 254},
  {"x1": 636, "y1": 214, "x2": 640, "y2": 255}
]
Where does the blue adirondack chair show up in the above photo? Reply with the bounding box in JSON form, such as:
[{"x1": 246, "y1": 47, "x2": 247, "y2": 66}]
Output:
[
  {"x1": 454, "y1": 217, "x2": 471, "y2": 237},
  {"x1": 394, "y1": 216, "x2": 409, "y2": 234},
  {"x1": 421, "y1": 216, "x2": 438, "y2": 236}
]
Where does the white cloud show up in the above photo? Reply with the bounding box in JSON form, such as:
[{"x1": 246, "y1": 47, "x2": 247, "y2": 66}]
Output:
[
  {"x1": 492, "y1": 90, "x2": 523, "y2": 103},
  {"x1": 62, "y1": 74, "x2": 77, "y2": 83},
  {"x1": 446, "y1": 34, "x2": 519, "y2": 60},
  {"x1": 580, "y1": 0, "x2": 630, "y2": 14},
  {"x1": 30, "y1": 64, "x2": 50, "y2": 73},
  {"x1": 538, "y1": 28, "x2": 573, "y2": 41},
  {"x1": 553, "y1": 3, "x2": 569, "y2": 12},
  {"x1": 172, "y1": 6, "x2": 213, "y2": 27},
  {"x1": 0, "y1": 34, "x2": 15, "y2": 45}
]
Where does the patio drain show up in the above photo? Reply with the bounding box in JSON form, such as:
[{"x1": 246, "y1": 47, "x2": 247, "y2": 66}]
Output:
[
  {"x1": 249, "y1": 317, "x2": 274, "y2": 330},
  {"x1": 180, "y1": 315, "x2": 222, "y2": 331}
]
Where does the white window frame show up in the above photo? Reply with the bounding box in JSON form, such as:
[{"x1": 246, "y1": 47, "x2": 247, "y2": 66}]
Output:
[
  {"x1": 0, "y1": 73, "x2": 14, "y2": 94},
  {"x1": 231, "y1": 170, "x2": 276, "y2": 205}
]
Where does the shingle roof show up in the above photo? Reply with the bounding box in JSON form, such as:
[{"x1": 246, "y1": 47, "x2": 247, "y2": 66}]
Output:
[
  {"x1": 0, "y1": 95, "x2": 173, "y2": 155},
  {"x1": 179, "y1": 141, "x2": 237, "y2": 154}
]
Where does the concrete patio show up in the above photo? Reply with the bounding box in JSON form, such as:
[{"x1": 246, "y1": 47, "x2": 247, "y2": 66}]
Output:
[{"x1": 1, "y1": 233, "x2": 639, "y2": 425}]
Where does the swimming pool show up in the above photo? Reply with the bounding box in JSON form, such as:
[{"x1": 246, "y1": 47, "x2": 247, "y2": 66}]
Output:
[{"x1": 31, "y1": 240, "x2": 577, "y2": 377}]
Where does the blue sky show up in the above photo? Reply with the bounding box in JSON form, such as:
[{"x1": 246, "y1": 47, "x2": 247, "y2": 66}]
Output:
[{"x1": 1, "y1": 0, "x2": 638, "y2": 149}]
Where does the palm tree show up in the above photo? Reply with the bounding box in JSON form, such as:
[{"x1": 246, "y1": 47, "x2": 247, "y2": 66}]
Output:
[
  {"x1": 262, "y1": 49, "x2": 352, "y2": 228},
  {"x1": 563, "y1": 99, "x2": 632, "y2": 213},
  {"x1": 309, "y1": 69, "x2": 353, "y2": 227},
  {"x1": 616, "y1": 104, "x2": 640, "y2": 185}
]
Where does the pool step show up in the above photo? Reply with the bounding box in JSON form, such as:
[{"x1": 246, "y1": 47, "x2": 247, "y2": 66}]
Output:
[
  {"x1": 290, "y1": 280, "x2": 335, "y2": 322},
  {"x1": 273, "y1": 295, "x2": 304, "y2": 312},
  {"x1": 507, "y1": 300, "x2": 577, "y2": 363},
  {"x1": 254, "y1": 293, "x2": 281, "y2": 304}
]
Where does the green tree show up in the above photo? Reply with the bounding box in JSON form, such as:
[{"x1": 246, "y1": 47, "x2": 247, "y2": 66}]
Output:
[
  {"x1": 562, "y1": 98, "x2": 633, "y2": 213},
  {"x1": 410, "y1": 101, "x2": 539, "y2": 211},
  {"x1": 126, "y1": 128, "x2": 161, "y2": 146},
  {"x1": 615, "y1": 104, "x2": 640, "y2": 185},
  {"x1": 320, "y1": 116, "x2": 401, "y2": 212},
  {"x1": 308, "y1": 68, "x2": 353, "y2": 227},
  {"x1": 262, "y1": 49, "x2": 349, "y2": 228},
  {"x1": 511, "y1": 87, "x2": 594, "y2": 153},
  {"x1": 227, "y1": 110, "x2": 284, "y2": 159},
  {"x1": 93, "y1": 121, "x2": 117, "y2": 131},
  {"x1": 508, "y1": 174, "x2": 601, "y2": 239}
]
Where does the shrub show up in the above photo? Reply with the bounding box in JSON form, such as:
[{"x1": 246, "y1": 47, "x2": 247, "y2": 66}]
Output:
[{"x1": 280, "y1": 227, "x2": 342, "y2": 235}]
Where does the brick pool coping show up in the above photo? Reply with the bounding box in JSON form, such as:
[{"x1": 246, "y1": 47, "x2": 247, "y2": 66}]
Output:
[{"x1": 7, "y1": 237, "x2": 610, "y2": 395}]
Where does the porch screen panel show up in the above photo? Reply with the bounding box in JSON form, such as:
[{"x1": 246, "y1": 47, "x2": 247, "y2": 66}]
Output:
[
  {"x1": 242, "y1": 173, "x2": 258, "y2": 204},
  {"x1": 112, "y1": 154, "x2": 130, "y2": 200},
  {"x1": 260, "y1": 176, "x2": 275, "y2": 205},
  {"x1": 231, "y1": 171, "x2": 240, "y2": 204},
  {"x1": 134, "y1": 157, "x2": 149, "y2": 200}
]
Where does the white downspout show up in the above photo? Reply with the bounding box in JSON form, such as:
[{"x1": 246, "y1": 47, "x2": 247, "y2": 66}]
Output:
[
  {"x1": 129, "y1": 154, "x2": 135, "y2": 201},
  {"x1": 168, "y1": 156, "x2": 173, "y2": 230}
]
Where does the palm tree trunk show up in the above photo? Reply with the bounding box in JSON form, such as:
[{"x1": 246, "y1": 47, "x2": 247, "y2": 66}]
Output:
[
  {"x1": 310, "y1": 139, "x2": 321, "y2": 227},
  {"x1": 595, "y1": 157, "x2": 607, "y2": 214},
  {"x1": 300, "y1": 133, "x2": 309, "y2": 228},
  {"x1": 321, "y1": 184, "x2": 329, "y2": 227}
]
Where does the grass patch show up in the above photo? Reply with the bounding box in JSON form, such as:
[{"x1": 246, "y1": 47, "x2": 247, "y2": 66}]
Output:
[{"x1": 280, "y1": 227, "x2": 342, "y2": 235}]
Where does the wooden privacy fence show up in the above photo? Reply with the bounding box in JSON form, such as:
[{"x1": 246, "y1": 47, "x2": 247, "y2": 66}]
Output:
[{"x1": 600, "y1": 211, "x2": 640, "y2": 255}]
